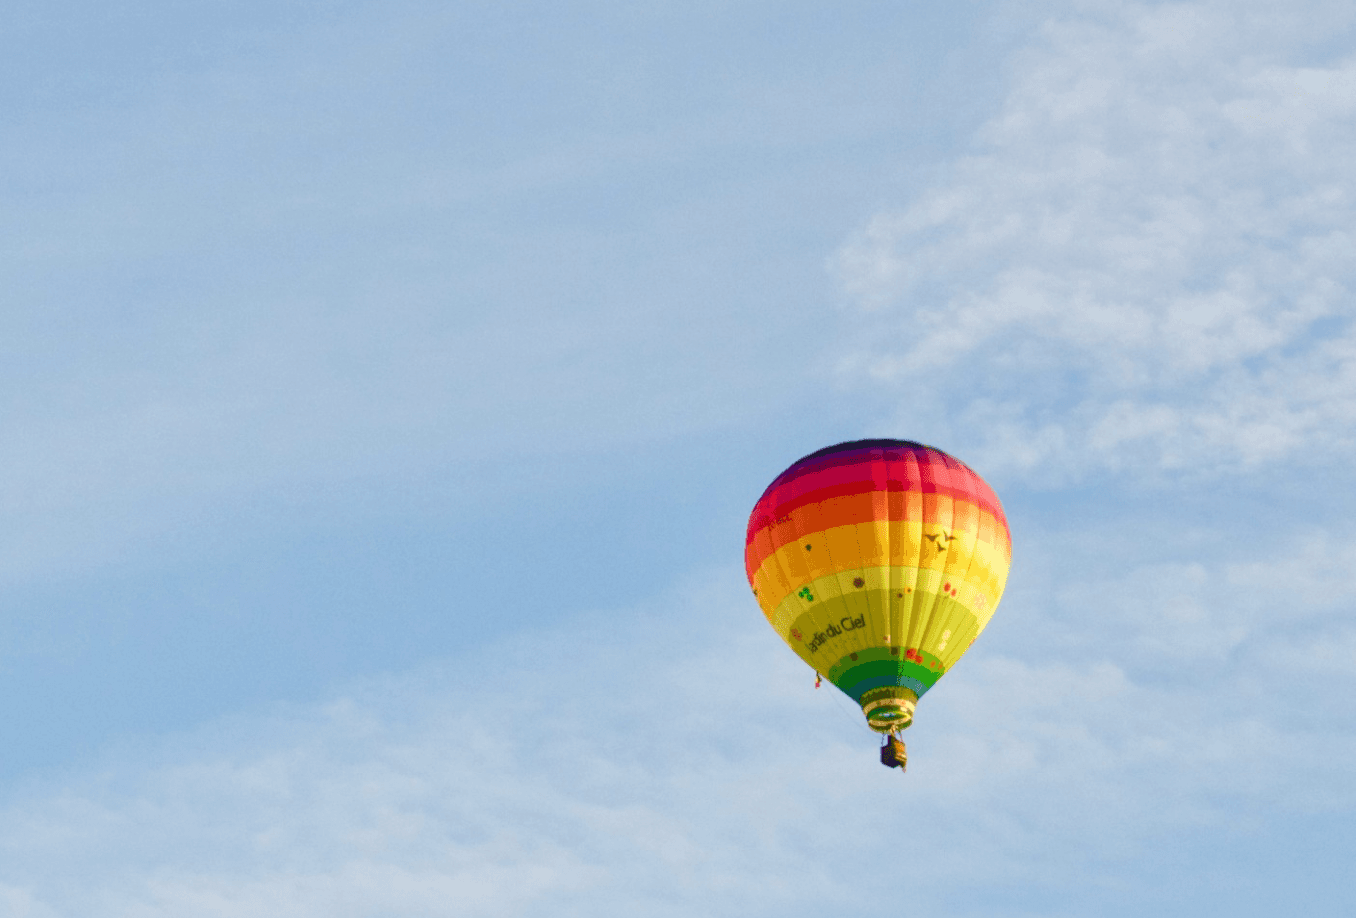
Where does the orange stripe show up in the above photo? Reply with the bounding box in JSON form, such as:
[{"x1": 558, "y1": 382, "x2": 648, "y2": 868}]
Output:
[{"x1": 745, "y1": 492, "x2": 1011, "y2": 577}]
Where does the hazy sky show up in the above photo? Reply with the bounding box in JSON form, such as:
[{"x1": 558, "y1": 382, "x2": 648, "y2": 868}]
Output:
[{"x1": 2, "y1": 1, "x2": 1353, "y2": 915}]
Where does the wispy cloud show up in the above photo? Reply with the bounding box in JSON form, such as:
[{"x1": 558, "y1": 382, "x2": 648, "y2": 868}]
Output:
[
  {"x1": 833, "y1": 0, "x2": 1356, "y2": 480},
  {"x1": 0, "y1": 542, "x2": 1350, "y2": 916}
]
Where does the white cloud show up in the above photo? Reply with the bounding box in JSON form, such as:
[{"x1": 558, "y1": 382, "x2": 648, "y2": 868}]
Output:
[
  {"x1": 833, "y1": 0, "x2": 1356, "y2": 480},
  {"x1": 0, "y1": 545, "x2": 1351, "y2": 916}
]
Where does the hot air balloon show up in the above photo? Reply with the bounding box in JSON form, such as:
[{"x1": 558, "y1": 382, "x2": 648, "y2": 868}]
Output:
[{"x1": 745, "y1": 439, "x2": 1011, "y2": 769}]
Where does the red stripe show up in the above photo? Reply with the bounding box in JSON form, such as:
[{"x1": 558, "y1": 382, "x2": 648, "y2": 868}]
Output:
[
  {"x1": 759, "y1": 445, "x2": 930, "y2": 494},
  {"x1": 754, "y1": 447, "x2": 980, "y2": 507},
  {"x1": 748, "y1": 460, "x2": 1005, "y2": 546}
]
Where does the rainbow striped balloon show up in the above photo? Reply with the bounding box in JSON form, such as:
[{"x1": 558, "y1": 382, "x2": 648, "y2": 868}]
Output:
[{"x1": 745, "y1": 439, "x2": 1012, "y2": 734}]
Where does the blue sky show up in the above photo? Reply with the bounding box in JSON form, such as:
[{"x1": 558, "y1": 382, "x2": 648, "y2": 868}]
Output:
[{"x1": 2, "y1": 1, "x2": 1354, "y2": 915}]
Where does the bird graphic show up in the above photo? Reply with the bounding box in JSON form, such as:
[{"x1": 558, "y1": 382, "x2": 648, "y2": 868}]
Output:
[{"x1": 924, "y1": 530, "x2": 957, "y2": 554}]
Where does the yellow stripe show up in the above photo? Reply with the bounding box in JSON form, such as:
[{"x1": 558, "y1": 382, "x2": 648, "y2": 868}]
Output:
[
  {"x1": 766, "y1": 565, "x2": 1008, "y2": 673},
  {"x1": 753, "y1": 521, "x2": 1011, "y2": 615}
]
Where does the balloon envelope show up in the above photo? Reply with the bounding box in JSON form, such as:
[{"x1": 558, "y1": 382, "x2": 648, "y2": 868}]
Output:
[{"x1": 745, "y1": 439, "x2": 1011, "y2": 733}]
